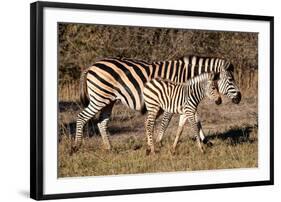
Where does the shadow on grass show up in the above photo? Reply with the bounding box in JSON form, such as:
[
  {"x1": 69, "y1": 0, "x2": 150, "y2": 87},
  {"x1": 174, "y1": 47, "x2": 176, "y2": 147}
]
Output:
[
  {"x1": 60, "y1": 120, "x2": 139, "y2": 139},
  {"x1": 207, "y1": 126, "x2": 257, "y2": 145}
]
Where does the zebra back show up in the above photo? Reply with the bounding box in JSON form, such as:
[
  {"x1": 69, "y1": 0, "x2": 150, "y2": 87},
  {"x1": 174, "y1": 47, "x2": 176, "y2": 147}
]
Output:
[
  {"x1": 85, "y1": 56, "x2": 230, "y2": 111},
  {"x1": 143, "y1": 73, "x2": 219, "y2": 114}
]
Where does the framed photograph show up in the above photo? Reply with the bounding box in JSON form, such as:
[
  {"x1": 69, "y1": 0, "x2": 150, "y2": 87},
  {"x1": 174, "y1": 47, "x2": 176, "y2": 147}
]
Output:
[{"x1": 30, "y1": 1, "x2": 274, "y2": 200}]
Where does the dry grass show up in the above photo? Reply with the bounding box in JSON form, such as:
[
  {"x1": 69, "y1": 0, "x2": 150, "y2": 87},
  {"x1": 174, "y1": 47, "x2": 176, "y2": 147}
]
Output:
[
  {"x1": 58, "y1": 96, "x2": 258, "y2": 177},
  {"x1": 59, "y1": 131, "x2": 257, "y2": 177},
  {"x1": 58, "y1": 81, "x2": 80, "y2": 102}
]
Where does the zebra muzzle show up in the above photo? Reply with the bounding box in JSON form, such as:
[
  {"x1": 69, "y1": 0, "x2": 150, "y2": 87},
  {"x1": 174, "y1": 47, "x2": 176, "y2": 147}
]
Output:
[
  {"x1": 232, "y1": 91, "x2": 241, "y2": 104},
  {"x1": 215, "y1": 97, "x2": 222, "y2": 105}
]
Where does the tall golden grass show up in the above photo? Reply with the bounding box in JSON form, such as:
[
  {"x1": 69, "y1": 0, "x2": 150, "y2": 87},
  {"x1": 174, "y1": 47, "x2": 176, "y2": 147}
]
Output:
[{"x1": 59, "y1": 81, "x2": 80, "y2": 102}]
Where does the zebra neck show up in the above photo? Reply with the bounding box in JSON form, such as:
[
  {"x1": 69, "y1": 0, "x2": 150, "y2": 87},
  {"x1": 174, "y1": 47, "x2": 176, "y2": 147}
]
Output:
[
  {"x1": 184, "y1": 81, "x2": 206, "y2": 105},
  {"x1": 182, "y1": 57, "x2": 225, "y2": 81}
]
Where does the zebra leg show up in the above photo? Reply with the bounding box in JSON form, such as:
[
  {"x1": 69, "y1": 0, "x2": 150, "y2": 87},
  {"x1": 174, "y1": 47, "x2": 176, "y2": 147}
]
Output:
[
  {"x1": 187, "y1": 112, "x2": 205, "y2": 153},
  {"x1": 97, "y1": 102, "x2": 115, "y2": 150},
  {"x1": 156, "y1": 112, "x2": 173, "y2": 147},
  {"x1": 195, "y1": 113, "x2": 213, "y2": 147},
  {"x1": 172, "y1": 115, "x2": 188, "y2": 153},
  {"x1": 71, "y1": 106, "x2": 97, "y2": 154},
  {"x1": 145, "y1": 110, "x2": 159, "y2": 155}
]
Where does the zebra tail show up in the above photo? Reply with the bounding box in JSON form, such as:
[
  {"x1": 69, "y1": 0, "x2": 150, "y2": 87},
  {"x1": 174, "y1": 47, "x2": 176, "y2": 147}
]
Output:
[{"x1": 80, "y1": 68, "x2": 89, "y2": 107}]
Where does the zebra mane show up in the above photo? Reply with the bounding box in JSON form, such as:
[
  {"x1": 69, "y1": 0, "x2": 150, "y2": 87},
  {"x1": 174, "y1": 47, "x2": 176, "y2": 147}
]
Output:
[
  {"x1": 182, "y1": 55, "x2": 225, "y2": 61},
  {"x1": 223, "y1": 61, "x2": 234, "y2": 72},
  {"x1": 154, "y1": 72, "x2": 217, "y2": 87},
  {"x1": 182, "y1": 55, "x2": 234, "y2": 72},
  {"x1": 184, "y1": 72, "x2": 215, "y2": 87}
]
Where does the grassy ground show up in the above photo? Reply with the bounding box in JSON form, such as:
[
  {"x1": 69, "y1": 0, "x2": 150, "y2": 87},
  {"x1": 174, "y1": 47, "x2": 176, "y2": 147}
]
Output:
[{"x1": 58, "y1": 96, "x2": 258, "y2": 177}]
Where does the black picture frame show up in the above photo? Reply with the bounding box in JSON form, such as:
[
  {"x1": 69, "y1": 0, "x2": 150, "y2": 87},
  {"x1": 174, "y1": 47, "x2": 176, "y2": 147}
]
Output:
[{"x1": 30, "y1": 1, "x2": 274, "y2": 200}]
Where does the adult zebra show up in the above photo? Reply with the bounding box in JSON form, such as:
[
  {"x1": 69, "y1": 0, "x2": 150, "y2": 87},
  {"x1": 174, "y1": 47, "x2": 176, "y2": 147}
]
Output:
[
  {"x1": 143, "y1": 72, "x2": 222, "y2": 155},
  {"x1": 71, "y1": 55, "x2": 241, "y2": 153}
]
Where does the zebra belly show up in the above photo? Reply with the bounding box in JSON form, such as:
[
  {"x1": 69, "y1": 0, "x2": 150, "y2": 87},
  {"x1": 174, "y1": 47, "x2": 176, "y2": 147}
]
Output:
[
  {"x1": 159, "y1": 102, "x2": 184, "y2": 115},
  {"x1": 88, "y1": 64, "x2": 147, "y2": 112}
]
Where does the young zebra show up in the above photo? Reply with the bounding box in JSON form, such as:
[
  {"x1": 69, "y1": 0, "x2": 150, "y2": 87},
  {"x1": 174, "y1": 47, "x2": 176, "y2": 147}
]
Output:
[{"x1": 143, "y1": 72, "x2": 222, "y2": 155}]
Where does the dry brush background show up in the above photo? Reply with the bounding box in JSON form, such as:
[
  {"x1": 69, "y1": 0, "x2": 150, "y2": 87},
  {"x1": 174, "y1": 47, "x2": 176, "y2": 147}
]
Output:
[{"x1": 58, "y1": 23, "x2": 258, "y2": 177}]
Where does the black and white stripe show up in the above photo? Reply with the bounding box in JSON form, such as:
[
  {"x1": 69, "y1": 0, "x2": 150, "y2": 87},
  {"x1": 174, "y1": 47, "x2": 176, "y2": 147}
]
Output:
[
  {"x1": 155, "y1": 61, "x2": 242, "y2": 146},
  {"x1": 143, "y1": 73, "x2": 222, "y2": 154},
  {"x1": 71, "y1": 56, "x2": 241, "y2": 153}
]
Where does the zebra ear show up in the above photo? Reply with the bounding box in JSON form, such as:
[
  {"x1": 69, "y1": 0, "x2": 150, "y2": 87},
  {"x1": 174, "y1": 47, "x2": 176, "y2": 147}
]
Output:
[
  {"x1": 209, "y1": 72, "x2": 220, "y2": 81},
  {"x1": 225, "y1": 63, "x2": 234, "y2": 72}
]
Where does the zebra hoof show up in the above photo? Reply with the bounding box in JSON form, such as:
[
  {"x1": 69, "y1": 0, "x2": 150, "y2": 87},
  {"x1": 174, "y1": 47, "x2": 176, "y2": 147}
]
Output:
[
  {"x1": 70, "y1": 145, "x2": 79, "y2": 156},
  {"x1": 200, "y1": 147, "x2": 206, "y2": 154},
  {"x1": 146, "y1": 148, "x2": 151, "y2": 155},
  {"x1": 206, "y1": 141, "x2": 213, "y2": 147},
  {"x1": 197, "y1": 143, "x2": 205, "y2": 154},
  {"x1": 155, "y1": 141, "x2": 163, "y2": 148},
  {"x1": 154, "y1": 148, "x2": 160, "y2": 153},
  {"x1": 203, "y1": 139, "x2": 213, "y2": 147},
  {"x1": 170, "y1": 148, "x2": 176, "y2": 155},
  {"x1": 133, "y1": 143, "x2": 142, "y2": 150},
  {"x1": 146, "y1": 148, "x2": 156, "y2": 155}
]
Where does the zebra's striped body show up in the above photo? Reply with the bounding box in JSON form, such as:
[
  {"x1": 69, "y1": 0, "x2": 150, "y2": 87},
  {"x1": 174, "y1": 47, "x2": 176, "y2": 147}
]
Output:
[
  {"x1": 143, "y1": 73, "x2": 221, "y2": 154},
  {"x1": 71, "y1": 56, "x2": 241, "y2": 153}
]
